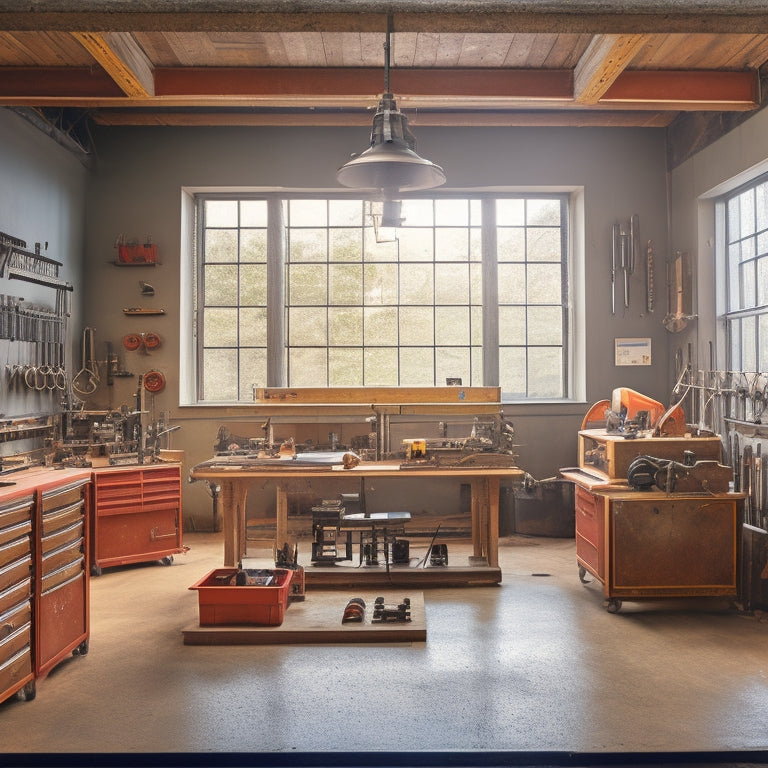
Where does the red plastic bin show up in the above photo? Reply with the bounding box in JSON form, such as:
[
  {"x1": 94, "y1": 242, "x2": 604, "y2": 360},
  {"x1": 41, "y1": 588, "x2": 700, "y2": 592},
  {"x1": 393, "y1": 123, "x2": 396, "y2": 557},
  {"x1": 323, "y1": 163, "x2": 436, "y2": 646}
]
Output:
[{"x1": 189, "y1": 568, "x2": 293, "y2": 626}]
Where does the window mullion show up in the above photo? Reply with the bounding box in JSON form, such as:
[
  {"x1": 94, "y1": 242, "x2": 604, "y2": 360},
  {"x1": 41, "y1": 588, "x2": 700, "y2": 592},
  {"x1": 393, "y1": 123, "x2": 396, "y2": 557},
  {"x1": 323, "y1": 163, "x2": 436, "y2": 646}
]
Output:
[{"x1": 481, "y1": 197, "x2": 499, "y2": 387}]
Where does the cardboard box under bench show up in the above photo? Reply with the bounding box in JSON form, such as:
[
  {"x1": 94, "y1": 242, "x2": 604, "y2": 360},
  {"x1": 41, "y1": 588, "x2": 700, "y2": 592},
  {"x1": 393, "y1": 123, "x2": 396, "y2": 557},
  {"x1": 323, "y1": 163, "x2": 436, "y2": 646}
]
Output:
[{"x1": 578, "y1": 429, "x2": 723, "y2": 481}]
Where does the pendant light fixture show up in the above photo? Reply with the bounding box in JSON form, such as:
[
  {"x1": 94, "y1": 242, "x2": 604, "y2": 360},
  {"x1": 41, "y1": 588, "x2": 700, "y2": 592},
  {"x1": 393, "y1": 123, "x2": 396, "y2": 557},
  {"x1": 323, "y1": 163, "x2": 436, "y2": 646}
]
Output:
[{"x1": 336, "y1": 15, "x2": 446, "y2": 198}]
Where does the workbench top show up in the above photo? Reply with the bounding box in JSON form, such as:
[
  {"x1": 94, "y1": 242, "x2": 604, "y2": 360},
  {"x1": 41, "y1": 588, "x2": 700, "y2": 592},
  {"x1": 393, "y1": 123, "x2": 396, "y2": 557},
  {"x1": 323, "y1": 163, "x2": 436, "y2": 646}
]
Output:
[{"x1": 0, "y1": 466, "x2": 92, "y2": 500}]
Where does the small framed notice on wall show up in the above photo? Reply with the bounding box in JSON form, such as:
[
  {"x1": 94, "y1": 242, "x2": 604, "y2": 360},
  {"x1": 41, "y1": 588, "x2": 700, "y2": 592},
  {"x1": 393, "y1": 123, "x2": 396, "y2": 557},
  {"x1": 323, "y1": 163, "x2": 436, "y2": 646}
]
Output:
[{"x1": 615, "y1": 337, "x2": 652, "y2": 366}]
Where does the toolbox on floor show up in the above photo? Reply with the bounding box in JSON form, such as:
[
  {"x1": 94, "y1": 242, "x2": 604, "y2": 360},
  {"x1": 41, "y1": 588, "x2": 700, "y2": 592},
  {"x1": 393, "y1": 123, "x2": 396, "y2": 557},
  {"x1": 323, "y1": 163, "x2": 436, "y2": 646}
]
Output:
[{"x1": 189, "y1": 568, "x2": 293, "y2": 626}]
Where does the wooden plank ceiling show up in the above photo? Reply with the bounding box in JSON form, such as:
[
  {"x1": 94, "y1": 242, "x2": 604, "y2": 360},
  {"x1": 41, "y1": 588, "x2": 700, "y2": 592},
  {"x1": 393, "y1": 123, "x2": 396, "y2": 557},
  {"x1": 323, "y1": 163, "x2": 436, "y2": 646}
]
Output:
[{"x1": 0, "y1": 1, "x2": 767, "y2": 129}]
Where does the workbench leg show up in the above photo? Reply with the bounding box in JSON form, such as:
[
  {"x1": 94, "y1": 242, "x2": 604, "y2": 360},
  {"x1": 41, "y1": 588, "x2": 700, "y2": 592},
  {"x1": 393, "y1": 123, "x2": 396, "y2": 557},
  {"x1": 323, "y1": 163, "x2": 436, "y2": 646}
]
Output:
[
  {"x1": 276, "y1": 483, "x2": 288, "y2": 550},
  {"x1": 487, "y1": 476, "x2": 500, "y2": 568},
  {"x1": 470, "y1": 478, "x2": 499, "y2": 567},
  {"x1": 219, "y1": 481, "x2": 248, "y2": 567}
]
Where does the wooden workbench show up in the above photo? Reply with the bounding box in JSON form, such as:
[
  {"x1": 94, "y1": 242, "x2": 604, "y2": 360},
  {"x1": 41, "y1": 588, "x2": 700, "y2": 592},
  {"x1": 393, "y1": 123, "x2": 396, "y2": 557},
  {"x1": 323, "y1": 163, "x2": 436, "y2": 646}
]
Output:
[{"x1": 189, "y1": 459, "x2": 523, "y2": 587}]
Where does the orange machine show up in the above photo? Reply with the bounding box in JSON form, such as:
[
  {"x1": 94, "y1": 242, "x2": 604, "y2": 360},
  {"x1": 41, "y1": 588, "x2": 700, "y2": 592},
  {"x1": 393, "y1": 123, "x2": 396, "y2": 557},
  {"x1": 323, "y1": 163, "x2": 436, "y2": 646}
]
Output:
[{"x1": 581, "y1": 387, "x2": 687, "y2": 436}]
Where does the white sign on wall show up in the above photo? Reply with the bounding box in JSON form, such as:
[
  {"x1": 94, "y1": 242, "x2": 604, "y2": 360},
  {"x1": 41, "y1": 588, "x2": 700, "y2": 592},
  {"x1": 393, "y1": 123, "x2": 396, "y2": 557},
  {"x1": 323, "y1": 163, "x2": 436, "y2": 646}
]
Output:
[{"x1": 615, "y1": 337, "x2": 652, "y2": 366}]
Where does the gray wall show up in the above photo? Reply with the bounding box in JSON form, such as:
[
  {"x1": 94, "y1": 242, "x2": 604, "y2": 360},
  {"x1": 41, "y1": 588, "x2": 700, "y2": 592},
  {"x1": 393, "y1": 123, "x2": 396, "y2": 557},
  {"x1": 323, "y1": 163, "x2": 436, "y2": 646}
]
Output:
[
  {"x1": 1, "y1": 111, "x2": 678, "y2": 528},
  {"x1": 81, "y1": 123, "x2": 671, "y2": 527},
  {"x1": 668, "y1": 106, "x2": 768, "y2": 382},
  {"x1": 0, "y1": 109, "x2": 88, "y2": 425}
]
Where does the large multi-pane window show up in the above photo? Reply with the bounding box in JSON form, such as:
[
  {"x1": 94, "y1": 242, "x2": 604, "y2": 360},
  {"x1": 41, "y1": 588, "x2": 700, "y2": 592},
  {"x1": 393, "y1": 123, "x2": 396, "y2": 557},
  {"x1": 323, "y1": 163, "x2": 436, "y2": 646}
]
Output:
[
  {"x1": 722, "y1": 175, "x2": 768, "y2": 373},
  {"x1": 195, "y1": 193, "x2": 569, "y2": 403}
]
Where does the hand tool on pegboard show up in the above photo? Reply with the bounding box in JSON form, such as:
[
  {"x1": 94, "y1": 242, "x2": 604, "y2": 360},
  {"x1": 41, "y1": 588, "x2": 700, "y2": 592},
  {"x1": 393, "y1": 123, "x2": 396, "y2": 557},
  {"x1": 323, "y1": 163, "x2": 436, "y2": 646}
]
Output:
[
  {"x1": 72, "y1": 326, "x2": 100, "y2": 396},
  {"x1": 646, "y1": 239, "x2": 655, "y2": 313}
]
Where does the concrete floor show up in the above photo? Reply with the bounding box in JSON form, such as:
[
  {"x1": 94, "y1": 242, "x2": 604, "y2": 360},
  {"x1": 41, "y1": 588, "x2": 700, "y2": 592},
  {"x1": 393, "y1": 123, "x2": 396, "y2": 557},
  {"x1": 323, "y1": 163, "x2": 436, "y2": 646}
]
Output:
[{"x1": 2, "y1": 532, "x2": 768, "y2": 764}]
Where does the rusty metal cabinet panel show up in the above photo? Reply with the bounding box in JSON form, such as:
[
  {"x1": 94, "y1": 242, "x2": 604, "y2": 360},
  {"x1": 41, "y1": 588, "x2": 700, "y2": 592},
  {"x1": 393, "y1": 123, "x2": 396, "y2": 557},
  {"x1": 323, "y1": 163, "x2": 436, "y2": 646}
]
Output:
[
  {"x1": 91, "y1": 464, "x2": 183, "y2": 575},
  {"x1": 575, "y1": 486, "x2": 741, "y2": 609},
  {"x1": 35, "y1": 478, "x2": 90, "y2": 680},
  {"x1": 0, "y1": 493, "x2": 34, "y2": 704}
]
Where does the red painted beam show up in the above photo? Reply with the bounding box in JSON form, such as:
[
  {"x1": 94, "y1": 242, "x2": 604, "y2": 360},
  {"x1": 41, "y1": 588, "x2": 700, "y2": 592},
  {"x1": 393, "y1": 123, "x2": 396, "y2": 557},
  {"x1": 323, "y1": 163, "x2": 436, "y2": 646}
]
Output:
[
  {"x1": 0, "y1": 66, "x2": 124, "y2": 98},
  {"x1": 602, "y1": 69, "x2": 760, "y2": 108}
]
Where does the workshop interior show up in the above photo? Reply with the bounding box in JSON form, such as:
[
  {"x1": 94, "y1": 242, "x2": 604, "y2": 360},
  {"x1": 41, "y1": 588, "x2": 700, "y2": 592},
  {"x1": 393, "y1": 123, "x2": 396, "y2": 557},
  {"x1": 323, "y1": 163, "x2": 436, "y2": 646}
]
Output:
[{"x1": 2, "y1": 1, "x2": 768, "y2": 764}]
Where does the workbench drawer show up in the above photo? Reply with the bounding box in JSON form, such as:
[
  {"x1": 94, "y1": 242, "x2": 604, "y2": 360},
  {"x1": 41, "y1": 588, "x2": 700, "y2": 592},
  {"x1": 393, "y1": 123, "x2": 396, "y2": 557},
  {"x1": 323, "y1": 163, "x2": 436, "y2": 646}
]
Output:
[
  {"x1": 41, "y1": 558, "x2": 84, "y2": 594},
  {"x1": 42, "y1": 538, "x2": 84, "y2": 575},
  {"x1": 0, "y1": 555, "x2": 31, "y2": 593},
  {"x1": 0, "y1": 498, "x2": 34, "y2": 531},
  {"x1": 0, "y1": 577, "x2": 31, "y2": 615},
  {"x1": 41, "y1": 482, "x2": 87, "y2": 513},
  {"x1": 0, "y1": 600, "x2": 32, "y2": 645},
  {"x1": 0, "y1": 629, "x2": 32, "y2": 695},
  {"x1": 95, "y1": 508, "x2": 178, "y2": 561},
  {"x1": 41, "y1": 520, "x2": 84, "y2": 555},
  {"x1": 575, "y1": 486, "x2": 601, "y2": 541},
  {"x1": 0, "y1": 520, "x2": 32, "y2": 549},
  {"x1": 42, "y1": 501, "x2": 84, "y2": 536},
  {"x1": 575, "y1": 485, "x2": 605, "y2": 580},
  {"x1": 0, "y1": 535, "x2": 32, "y2": 566}
]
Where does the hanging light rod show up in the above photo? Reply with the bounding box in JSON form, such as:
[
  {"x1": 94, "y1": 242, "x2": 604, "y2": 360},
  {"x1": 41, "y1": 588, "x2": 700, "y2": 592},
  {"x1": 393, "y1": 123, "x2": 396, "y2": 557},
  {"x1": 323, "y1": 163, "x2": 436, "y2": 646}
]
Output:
[{"x1": 336, "y1": 13, "x2": 446, "y2": 198}]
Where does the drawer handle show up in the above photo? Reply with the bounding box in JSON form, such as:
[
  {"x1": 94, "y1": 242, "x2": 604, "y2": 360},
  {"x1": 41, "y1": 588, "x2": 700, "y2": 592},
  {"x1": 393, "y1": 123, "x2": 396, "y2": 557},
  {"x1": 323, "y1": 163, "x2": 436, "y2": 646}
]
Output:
[
  {"x1": 1, "y1": 622, "x2": 14, "y2": 639},
  {"x1": 150, "y1": 526, "x2": 176, "y2": 541}
]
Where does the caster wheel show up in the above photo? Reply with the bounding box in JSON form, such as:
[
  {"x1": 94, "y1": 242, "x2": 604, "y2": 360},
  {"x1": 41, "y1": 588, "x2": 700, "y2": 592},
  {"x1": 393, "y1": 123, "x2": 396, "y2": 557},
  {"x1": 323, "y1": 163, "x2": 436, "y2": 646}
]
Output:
[
  {"x1": 91, "y1": 564, "x2": 102, "y2": 577},
  {"x1": 578, "y1": 565, "x2": 591, "y2": 584},
  {"x1": 16, "y1": 681, "x2": 36, "y2": 701},
  {"x1": 604, "y1": 598, "x2": 622, "y2": 614},
  {"x1": 161, "y1": 555, "x2": 174, "y2": 566},
  {"x1": 73, "y1": 640, "x2": 89, "y2": 656}
]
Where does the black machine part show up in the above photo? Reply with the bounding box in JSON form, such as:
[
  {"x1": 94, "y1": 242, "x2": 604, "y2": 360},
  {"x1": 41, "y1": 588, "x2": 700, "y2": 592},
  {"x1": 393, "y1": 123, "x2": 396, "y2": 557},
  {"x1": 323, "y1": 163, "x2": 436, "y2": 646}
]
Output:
[{"x1": 627, "y1": 452, "x2": 731, "y2": 494}]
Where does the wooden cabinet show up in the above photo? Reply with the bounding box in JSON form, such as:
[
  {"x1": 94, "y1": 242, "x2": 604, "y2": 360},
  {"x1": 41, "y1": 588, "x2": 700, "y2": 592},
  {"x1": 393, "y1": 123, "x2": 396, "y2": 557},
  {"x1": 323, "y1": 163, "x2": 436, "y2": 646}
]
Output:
[
  {"x1": 578, "y1": 428, "x2": 722, "y2": 481},
  {"x1": 575, "y1": 484, "x2": 742, "y2": 611},
  {"x1": 91, "y1": 464, "x2": 184, "y2": 575},
  {"x1": 35, "y1": 478, "x2": 90, "y2": 679},
  {"x1": 0, "y1": 492, "x2": 35, "y2": 704}
]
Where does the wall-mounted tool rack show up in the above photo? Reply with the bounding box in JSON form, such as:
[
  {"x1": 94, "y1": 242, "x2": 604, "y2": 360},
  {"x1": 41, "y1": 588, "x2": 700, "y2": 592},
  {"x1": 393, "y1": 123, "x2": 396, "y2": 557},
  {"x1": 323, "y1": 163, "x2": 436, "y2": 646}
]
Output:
[
  {"x1": 0, "y1": 416, "x2": 55, "y2": 472},
  {"x1": 0, "y1": 232, "x2": 72, "y2": 293}
]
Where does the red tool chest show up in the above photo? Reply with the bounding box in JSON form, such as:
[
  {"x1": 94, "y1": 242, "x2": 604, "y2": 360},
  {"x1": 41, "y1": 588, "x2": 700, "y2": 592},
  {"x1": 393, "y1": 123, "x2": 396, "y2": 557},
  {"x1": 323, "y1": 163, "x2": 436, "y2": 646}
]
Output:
[
  {"x1": 90, "y1": 464, "x2": 184, "y2": 575},
  {"x1": 0, "y1": 468, "x2": 91, "y2": 705}
]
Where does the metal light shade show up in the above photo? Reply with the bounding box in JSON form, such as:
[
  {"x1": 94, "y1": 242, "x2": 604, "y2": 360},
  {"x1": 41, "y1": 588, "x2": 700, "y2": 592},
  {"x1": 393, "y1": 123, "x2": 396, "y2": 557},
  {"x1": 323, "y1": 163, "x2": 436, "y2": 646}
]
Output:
[{"x1": 337, "y1": 93, "x2": 446, "y2": 194}]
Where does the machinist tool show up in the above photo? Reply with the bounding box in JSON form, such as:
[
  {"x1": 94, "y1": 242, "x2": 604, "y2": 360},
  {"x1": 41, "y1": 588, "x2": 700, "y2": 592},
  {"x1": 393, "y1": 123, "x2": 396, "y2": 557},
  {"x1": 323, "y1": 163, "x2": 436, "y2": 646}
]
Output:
[
  {"x1": 342, "y1": 597, "x2": 366, "y2": 623},
  {"x1": 619, "y1": 219, "x2": 630, "y2": 308},
  {"x1": 372, "y1": 596, "x2": 411, "y2": 623},
  {"x1": 610, "y1": 224, "x2": 617, "y2": 314},
  {"x1": 646, "y1": 239, "x2": 655, "y2": 313}
]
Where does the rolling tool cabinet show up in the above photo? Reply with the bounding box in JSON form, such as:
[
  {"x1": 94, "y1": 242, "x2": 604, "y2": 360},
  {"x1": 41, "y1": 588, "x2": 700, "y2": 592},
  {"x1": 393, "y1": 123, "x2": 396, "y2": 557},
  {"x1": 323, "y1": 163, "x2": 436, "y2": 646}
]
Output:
[
  {"x1": 0, "y1": 468, "x2": 91, "y2": 705},
  {"x1": 0, "y1": 490, "x2": 35, "y2": 704},
  {"x1": 90, "y1": 463, "x2": 184, "y2": 576},
  {"x1": 36, "y1": 476, "x2": 90, "y2": 679},
  {"x1": 574, "y1": 483, "x2": 742, "y2": 612}
]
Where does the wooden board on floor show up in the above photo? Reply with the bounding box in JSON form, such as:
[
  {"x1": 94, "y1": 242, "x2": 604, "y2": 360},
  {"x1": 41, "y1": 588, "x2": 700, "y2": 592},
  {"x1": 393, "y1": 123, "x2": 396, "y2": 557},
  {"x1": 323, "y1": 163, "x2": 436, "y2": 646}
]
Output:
[
  {"x1": 182, "y1": 590, "x2": 426, "y2": 645},
  {"x1": 304, "y1": 564, "x2": 501, "y2": 588}
]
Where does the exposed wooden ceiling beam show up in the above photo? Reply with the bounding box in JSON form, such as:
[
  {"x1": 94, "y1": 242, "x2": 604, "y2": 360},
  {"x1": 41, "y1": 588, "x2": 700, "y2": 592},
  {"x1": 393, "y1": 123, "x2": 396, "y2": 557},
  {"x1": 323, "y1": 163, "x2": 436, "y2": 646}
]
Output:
[
  {"x1": 574, "y1": 34, "x2": 648, "y2": 104},
  {"x1": 154, "y1": 67, "x2": 574, "y2": 101},
  {"x1": 2, "y1": 7, "x2": 768, "y2": 34},
  {"x1": 0, "y1": 66, "x2": 758, "y2": 113},
  {"x1": 89, "y1": 108, "x2": 676, "y2": 129},
  {"x1": 71, "y1": 31, "x2": 154, "y2": 97}
]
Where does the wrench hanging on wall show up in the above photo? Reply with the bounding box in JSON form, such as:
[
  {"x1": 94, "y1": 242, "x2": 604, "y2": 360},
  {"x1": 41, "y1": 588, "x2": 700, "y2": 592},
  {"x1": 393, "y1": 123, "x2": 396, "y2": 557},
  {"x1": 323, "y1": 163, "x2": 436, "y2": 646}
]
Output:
[{"x1": 72, "y1": 326, "x2": 100, "y2": 396}]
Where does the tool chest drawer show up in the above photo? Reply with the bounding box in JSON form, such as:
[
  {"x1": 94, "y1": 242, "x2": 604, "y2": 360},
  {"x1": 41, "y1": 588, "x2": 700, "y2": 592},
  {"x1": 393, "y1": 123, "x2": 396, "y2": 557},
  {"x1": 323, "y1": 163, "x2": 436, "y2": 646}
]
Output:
[
  {"x1": 0, "y1": 577, "x2": 31, "y2": 615},
  {"x1": 0, "y1": 624, "x2": 33, "y2": 700},
  {"x1": 0, "y1": 497, "x2": 35, "y2": 531},
  {"x1": 35, "y1": 476, "x2": 90, "y2": 681},
  {"x1": 574, "y1": 485, "x2": 606, "y2": 581},
  {"x1": 91, "y1": 464, "x2": 184, "y2": 574}
]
